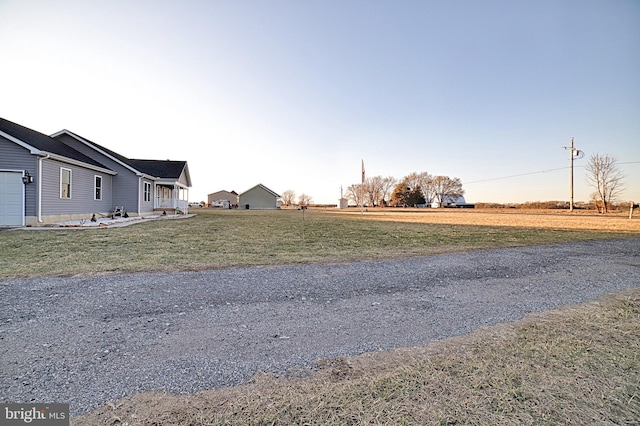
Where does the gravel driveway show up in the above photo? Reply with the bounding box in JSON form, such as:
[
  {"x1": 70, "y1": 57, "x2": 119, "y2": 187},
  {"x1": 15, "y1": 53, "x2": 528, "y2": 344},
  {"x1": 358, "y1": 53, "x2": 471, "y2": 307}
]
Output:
[{"x1": 1, "y1": 238, "x2": 639, "y2": 415}]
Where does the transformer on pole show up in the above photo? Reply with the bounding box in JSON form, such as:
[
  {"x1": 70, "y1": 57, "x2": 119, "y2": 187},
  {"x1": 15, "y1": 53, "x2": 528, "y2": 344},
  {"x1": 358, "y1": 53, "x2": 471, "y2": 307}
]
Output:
[{"x1": 562, "y1": 137, "x2": 584, "y2": 211}]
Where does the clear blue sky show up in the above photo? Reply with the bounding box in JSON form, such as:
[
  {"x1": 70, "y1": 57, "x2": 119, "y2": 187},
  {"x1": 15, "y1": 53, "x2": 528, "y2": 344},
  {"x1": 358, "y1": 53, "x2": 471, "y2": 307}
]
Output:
[{"x1": 1, "y1": 0, "x2": 638, "y2": 204}]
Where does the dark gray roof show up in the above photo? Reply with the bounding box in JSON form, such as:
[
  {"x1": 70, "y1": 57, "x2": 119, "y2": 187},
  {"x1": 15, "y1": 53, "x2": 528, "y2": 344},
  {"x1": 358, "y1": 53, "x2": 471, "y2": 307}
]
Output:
[
  {"x1": 59, "y1": 129, "x2": 131, "y2": 165},
  {"x1": 128, "y1": 159, "x2": 187, "y2": 179},
  {"x1": 0, "y1": 117, "x2": 109, "y2": 170},
  {"x1": 56, "y1": 130, "x2": 188, "y2": 181},
  {"x1": 2, "y1": 118, "x2": 190, "y2": 184}
]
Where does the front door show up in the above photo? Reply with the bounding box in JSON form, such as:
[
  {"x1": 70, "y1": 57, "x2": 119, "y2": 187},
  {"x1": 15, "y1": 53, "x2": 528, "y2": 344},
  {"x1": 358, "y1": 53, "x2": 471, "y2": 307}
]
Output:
[{"x1": 156, "y1": 186, "x2": 173, "y2": 208}]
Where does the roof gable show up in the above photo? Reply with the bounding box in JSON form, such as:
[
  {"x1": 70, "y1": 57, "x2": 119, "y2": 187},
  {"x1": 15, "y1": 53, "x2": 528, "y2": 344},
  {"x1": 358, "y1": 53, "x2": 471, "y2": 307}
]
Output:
[
  {"x1": 127, "y1": 159, "x2": 181, "y2": 179},
  {"x1": 0, "y1": 117, "x2": 110, "y2": 170},
  {"x1": 240, "y1": 183, "x2": 280, "y2": 198},
  {"x1": 53, "y1": 129, "x2": 132, "y2": 164},
  {"x1": 52, "y1": 129, "x2": 190, "y2": 185},
  {"x1": 129, "y1": 159, "x2": 190, "y2": 183},
  {"x1": 2, "y1": 118, "x2": 190, "y2": 185},
  {"x1": 208, "y1": 190, "x2": 237, "y2": 197}
]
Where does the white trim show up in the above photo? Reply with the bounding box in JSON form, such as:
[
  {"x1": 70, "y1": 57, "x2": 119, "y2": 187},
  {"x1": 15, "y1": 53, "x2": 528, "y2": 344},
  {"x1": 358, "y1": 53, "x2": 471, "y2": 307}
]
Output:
[
  {"x1": 155, "y1": 179, "x2": 189, "y2": 189},
  {"x1": 37, "y1": 154, "x2": 49, "y2": 222},
  {"x1": 143, "y1": 181, "x2": 152, "y2": 202},
  {"x1": 94, "y1": 175, "x2": 103, "y2": 201},
  {"x1": 50, "y1": 131, "x2": 187, "y2": 184},
  {"x1": 51, "y1": 129, "x2": 144, "y2": 176},
  {"x1": 138, "y1": 177, "x2": 141, "y2": 214},
  {"x1": 60, "y1": 167, "x2": 72, "y2": 199},
  {"x1": 21, "y1": 171, "x2": 26, "y2": 226},
  {"x1": 0, "y1": 130, "x2": 116, "y2": 175},
  {"x1": 46, "y1": 152, "x2": 116, "y2": 175},
  {"x1": 0, "y1": 129, "x2": 42, "y2": 154}
]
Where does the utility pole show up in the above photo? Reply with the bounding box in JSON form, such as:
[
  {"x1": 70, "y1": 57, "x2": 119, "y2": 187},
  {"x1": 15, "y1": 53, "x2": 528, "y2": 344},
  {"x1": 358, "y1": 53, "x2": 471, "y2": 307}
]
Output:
[
  {"x1": 361, "y1": 159, "x2": 365, "y2": 215},
  {"x1": 562, "y1": 137, "x2": 583, "y2": 211}
]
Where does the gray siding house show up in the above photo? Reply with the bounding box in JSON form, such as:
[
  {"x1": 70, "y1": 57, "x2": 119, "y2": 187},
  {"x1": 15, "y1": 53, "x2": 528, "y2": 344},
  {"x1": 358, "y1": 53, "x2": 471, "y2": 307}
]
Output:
[
  {"x1": 52, "y1": 131, "x2": 191, "y2": 216},
  {"x1": 0, "y1": 117, "x2": 191, "y2": 226},
  {"x1": 238, "y1": 184, "x2": 281, "y2": 209}
]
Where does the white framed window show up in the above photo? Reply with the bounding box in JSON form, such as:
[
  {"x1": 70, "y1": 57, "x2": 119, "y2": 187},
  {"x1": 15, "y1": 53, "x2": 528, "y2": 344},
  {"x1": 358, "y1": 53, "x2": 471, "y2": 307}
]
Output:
[
  {"x1": 60, "y1": 168, "x2": 72, "y2": 199},
  {"x1": 94, "y1": 175, "x2": 102, "y2": 200},
  {"x1": 144, "y1": 182, "x2": 151, "y2": 202}
]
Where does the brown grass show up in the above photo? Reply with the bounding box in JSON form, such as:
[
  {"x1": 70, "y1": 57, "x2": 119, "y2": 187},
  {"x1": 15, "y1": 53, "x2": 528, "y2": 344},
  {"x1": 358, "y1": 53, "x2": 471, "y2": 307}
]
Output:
[
  {"x1": 1, "y1": 208, "x2": 638, "y2": 279},
  {"x1": 73, "y1": 288, "x2": 640, "y2": 425},
  {"x1": 333, "y1": 207, "x2": 640, "y2": 232}
]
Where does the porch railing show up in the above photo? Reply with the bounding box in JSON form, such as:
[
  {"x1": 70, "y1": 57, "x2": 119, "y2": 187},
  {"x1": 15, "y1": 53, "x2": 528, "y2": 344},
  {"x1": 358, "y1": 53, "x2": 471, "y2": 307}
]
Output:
[{"x1": 155, "y1": 199, "x2": 189, "y2": 212}]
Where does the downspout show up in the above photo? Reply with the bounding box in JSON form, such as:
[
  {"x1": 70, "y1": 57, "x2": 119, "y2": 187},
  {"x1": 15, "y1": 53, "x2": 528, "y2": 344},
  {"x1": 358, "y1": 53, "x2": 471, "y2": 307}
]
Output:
[
  {"x1": 138, "y1": 176, "x2": 141, "y2": 216},
  {"x1": 37, "y1": 154, "x2": 49, "y2": 223}
]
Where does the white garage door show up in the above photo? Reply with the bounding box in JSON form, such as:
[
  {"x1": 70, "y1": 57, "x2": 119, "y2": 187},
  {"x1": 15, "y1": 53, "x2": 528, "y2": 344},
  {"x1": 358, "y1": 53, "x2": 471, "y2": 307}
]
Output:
[{"x1": 0, "y1": 171, "x2": 24, "y2": 226}]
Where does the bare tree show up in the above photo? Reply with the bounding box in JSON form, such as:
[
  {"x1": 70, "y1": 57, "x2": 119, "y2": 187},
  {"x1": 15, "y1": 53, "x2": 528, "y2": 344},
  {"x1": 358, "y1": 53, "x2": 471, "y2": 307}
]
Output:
[
  {"x1": 408, "y1": 172, "x2": 431, "y2": 206},
  {"x1": 420, "y1": 177, "x2": 436, "y2": 205},
  {"x1": 345, "y1": 184, "x2": 364, "y2": 207},
  {"x1": 380, "y1": 176, "x2": 397, "y2": 207},
  {"x1": 405, "y1": 172, "x2": 428, "y2": 191},
  {"x1": 432, "y1": 176, "x2": 464, "y2": 207},
  {"x1": 297, "y1": 193, "x2": 313, "y2": 206},
  {"x1": 585, "y1": 153, "x2": 624, "y2": 213},
  {"x1": 413, "y1": 172, "x2": 434, "y2": 204},
  {"x1": 364, "y1": 176, "x2": 385, "y2": 207},
  {"x1": 281, "y1": 190, "x2": 296, "y2": 206}
]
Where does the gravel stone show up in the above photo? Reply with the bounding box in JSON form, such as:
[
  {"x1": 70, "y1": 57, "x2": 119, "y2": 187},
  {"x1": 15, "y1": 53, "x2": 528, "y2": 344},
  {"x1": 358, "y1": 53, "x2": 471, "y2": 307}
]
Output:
[{"x1": 1, "y1": 238, "x2": 639, "y2": 415}]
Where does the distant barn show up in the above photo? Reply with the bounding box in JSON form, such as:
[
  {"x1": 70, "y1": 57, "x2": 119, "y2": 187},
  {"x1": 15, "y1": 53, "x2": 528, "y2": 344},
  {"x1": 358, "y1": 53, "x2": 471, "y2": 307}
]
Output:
[
  {"x1": 208, "y1": 190, "x2": 238, "y2": 208},
  {"x1": 238, "y1": 184, "x2": 281, "y2": 209},
  {"x1": 432, "y1": 195, "x2": 475, "y2": 208}
]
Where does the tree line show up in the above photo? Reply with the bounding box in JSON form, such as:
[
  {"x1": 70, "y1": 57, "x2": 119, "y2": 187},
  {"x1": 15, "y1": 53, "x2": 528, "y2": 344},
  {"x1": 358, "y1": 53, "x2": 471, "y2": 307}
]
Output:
[
  {"x1": 280, "y1": 190, "x2": 312, "y2": 207},
  {"x1": 345, "y1": 172, "x2": 464, "y2": 207},
  {"x1": 280, "y1": 152, "x2": 627, "y2": 212},
  {"x1": 280, "y1": 172, "x2": 464, "y2": 208}
]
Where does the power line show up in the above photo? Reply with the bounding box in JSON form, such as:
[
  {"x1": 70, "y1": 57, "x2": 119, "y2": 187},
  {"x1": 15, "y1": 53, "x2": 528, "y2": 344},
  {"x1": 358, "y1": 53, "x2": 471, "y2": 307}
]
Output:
[
  {"x1": 465, "y1": 161, "x2": 640, "y2": 185},
  {"x1": 465, "y1": 166, "x2": 569, "y2": 184}
]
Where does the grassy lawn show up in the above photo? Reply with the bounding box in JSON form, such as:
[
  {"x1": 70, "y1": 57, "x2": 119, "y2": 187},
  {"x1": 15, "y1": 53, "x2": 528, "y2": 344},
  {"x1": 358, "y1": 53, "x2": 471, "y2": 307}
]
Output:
[{"x1": 1, "y1": 208, "x2": 638, "y2": 279}]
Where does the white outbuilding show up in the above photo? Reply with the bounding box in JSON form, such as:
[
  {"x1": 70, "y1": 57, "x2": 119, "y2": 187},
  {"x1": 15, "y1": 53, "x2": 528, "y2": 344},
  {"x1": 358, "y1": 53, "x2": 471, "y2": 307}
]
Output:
[{"x1": 431, "y1": 195, "x2": 474, "y2": 208}]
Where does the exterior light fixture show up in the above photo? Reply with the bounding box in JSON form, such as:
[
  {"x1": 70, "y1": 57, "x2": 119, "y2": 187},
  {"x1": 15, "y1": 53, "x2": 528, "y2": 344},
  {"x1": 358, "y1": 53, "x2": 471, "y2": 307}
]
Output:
[{"x1": 22, "y1": 170, "x2": 33, "y2": 184}]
